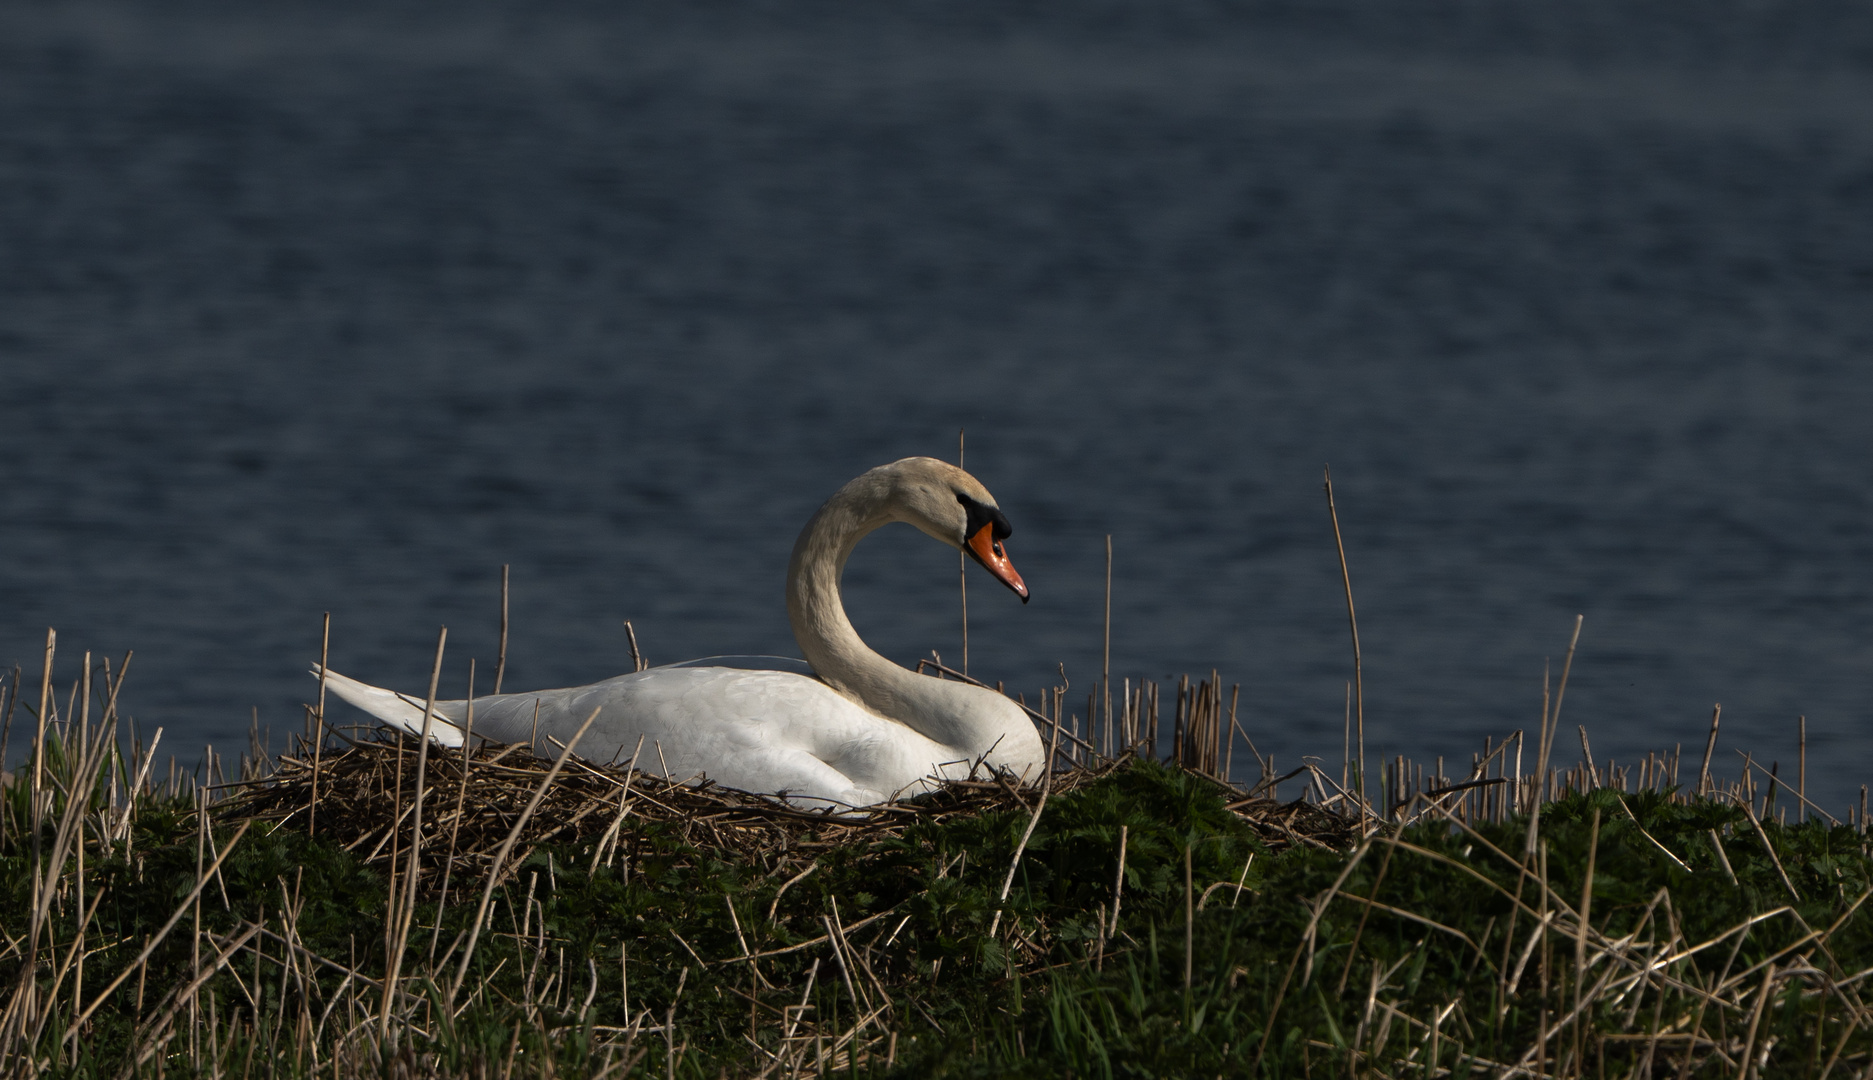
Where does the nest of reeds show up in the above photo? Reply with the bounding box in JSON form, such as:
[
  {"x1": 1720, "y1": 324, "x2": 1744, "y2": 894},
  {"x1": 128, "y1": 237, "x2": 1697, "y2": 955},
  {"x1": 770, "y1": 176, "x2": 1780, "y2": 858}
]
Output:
[{"x1": 218, "y1": 729, "x2": 1356, "y2": 892}]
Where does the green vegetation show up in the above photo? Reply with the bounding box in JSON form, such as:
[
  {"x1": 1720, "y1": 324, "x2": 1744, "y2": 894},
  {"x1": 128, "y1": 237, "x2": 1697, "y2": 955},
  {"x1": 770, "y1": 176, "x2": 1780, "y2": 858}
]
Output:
[{"x1": 6, "y1": 706, "x2": 1873, "y2": 1079}]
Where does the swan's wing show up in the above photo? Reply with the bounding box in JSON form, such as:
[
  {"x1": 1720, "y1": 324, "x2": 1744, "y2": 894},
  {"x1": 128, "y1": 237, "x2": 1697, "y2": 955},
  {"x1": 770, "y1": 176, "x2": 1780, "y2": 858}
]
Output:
[
  {"x1": 440, "y1": 666, "x2": 909, "y2": 800},
  {"x1": 315, "y1": 663, "x2": 914, "y2": 807}
]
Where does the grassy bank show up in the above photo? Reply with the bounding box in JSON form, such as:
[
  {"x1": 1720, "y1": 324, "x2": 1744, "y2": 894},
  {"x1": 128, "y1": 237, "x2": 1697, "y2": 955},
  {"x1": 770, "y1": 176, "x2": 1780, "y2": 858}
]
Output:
[{"x1": 4, "y1": 671, "x2": 1873, "y2": 1078}]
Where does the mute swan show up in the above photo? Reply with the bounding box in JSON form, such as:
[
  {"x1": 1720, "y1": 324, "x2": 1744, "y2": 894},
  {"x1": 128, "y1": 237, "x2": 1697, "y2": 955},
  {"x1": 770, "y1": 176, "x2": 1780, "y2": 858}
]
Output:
[{"x1": 316, "y1": 457, "x2": 1047, "y2": 807}]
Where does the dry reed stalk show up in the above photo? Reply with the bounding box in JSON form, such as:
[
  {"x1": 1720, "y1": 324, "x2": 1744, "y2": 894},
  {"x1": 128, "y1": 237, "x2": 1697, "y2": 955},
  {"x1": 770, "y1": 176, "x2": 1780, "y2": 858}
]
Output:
[
  {"x1": 379, "y1": 626, "x2": 447, "y2": 1042},
  {"x1": 1337, "y1": 823, "x2": 1403, "y2": 994},
  {"x1": 448, "y1": 704, "x2": 603, "y2": 1007},
  {"x1": 110, "y1": 727, "x2": 161, "y2": 844},
  {"x1": 1735, "y1": 964, "x2": 1776, "y2": 1080},
  {"x1": 496, "y1": 564, "x2": 510, "y2": 695},
  {"x1": 1736, "y1": 752, "x2": 1840, "y2": 826},
  {"x1": 9, "y1": 698, "x2": 113, "y2": 1052},
  {"x1": 1109, "y1": 824, "x2": 1129, "y2": 946},
  {"x1": 625, "y1": 621, "x2": 645, "y2": 673},
  {"x1": 824, "y1": 902, "x2": 872, "y2": 1020},
  {"x1": 1799, "y1": 715, "x2": 1808, "y2": 824},
  {"x1": 65, "y1": 819, "x2": 255, "y2": 1039},
  {"x1": 1573, "y1": 807, "x2": 1601, "y2": 1073},
  {"x1": 1216, "y1": 683, "x2": 1237, "y2": 785},
  {"x1": 987, "y1": 707, "x2": 1062, "y2": 939},
  {"x1": 1535, "y1": 841, "x2": 1552, "y2": 1080},
  {"x1": 430, "y1": 660, "x2": 477, "y2": 963},
  {"x1": 1524, "y1": 616, "x2": 1584, "y2": 863},
  {"x1": 0, "y1": 695, "x2": 14, "y2": 855},
  {"x1": 1733, "y1": 792, "x2": 1802, "y2": 902},
  {"x1": 117, "y1": 922, "x2": 265, "y2": 1080},
  {"x1": 1103, "y1": 535, "x2": 1112, "y2": 759},
  {"x1": 26, "y1": 629, "x2": 54, "y2": 1003},
  {"x1": 1322, "y1": 467, "x2": 1366, "y2": 819},
  {"x1": 1700, "y1": 705, "x2": 1723, "y2": 797},
  {"x1": 1342, "y1": 682, "x2": 1352, "y2": 809},
  {"x1": 311, "y1": 613, "x2": 330, "y2": 838},
  {"x1": 1252, "y1": 837, "x2": 1375, "y2": 1073},
  {"x1": 1182, "y1": 841, "x2": 1194, "y2": 991}
]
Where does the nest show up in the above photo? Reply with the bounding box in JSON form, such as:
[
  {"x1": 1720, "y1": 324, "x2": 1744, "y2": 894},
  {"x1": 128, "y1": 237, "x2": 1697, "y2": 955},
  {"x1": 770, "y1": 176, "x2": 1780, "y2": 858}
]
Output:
[{"x1": 219, "y1": 730, "x2": 1357, "y2": 891}]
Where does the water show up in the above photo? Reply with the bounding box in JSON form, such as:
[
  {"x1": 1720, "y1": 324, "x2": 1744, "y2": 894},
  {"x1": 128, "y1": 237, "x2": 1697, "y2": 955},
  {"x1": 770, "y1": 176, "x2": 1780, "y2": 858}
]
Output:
[{"x1": 3, "y1": 1, "x2": 1871, "y2": 807}]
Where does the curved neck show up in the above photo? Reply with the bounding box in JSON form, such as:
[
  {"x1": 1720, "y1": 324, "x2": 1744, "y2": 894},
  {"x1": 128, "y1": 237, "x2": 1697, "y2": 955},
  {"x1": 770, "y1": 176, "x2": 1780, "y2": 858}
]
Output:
[{"x1": 785, "y1": 476, "x2": 986, "y2": 751}]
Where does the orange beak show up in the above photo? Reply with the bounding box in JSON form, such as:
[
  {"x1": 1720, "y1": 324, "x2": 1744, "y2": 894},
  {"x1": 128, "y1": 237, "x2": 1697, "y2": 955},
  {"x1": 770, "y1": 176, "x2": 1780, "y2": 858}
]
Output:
[{"x1": 966, "y1": 522, "x2": 1029, "y2": 603}]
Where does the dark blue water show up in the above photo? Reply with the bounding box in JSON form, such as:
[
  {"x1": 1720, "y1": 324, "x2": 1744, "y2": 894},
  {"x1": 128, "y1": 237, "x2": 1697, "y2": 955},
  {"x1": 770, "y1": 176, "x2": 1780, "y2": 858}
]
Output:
[{"x1": 4, "y1": 1, "x2": 1872, "y2": 806}]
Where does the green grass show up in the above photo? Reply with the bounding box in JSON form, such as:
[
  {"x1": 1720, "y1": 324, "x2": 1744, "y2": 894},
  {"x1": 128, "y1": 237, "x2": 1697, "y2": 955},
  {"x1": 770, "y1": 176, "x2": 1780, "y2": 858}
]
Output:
[{"x1": 8, "y1": 730, "x2": 1873, "y2": 1078}]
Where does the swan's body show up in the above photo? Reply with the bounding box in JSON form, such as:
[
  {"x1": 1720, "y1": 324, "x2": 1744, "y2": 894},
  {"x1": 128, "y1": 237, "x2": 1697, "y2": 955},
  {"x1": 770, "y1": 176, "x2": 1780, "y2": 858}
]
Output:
[{"x1": 318, "y1": 458, "x2": 1046, "y2": 807}]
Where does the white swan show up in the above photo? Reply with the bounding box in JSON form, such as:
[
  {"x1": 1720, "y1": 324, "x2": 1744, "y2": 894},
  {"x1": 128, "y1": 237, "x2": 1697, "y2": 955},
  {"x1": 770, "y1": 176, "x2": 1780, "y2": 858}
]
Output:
[{"x1": 316, "y1": 457, "x2": 1047, "y2": 808}]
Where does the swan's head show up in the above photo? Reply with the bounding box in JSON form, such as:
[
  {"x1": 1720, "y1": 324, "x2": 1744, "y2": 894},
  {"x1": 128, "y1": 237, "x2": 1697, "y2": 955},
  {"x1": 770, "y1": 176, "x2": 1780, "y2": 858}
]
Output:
[{"x1": 870, "y1": 457, "x2": 1029, "y2": 603}]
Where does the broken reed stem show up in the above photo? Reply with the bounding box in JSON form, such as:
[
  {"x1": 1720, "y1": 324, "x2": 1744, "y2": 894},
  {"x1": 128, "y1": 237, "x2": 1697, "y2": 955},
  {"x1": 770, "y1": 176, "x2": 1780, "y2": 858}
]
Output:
[
  {"x1": 1323, "y1": 467, "x2": 1366, "y2": 817},
  {"x1": 1225, "y1": 684, "x2": 1239, "y2": 787},
  {"x1": 496, "y1": 564, "x2": 510, "y2": 695},
  {"x1": 1700, "y1": 704, "x2": 1722, "y2": 798},
  {"x1": 625, "y1": 621, "x2": 645, "y2": 673},
  {"x1": 1800, "y1": 714, "x2": 1807, "y2": 824}
]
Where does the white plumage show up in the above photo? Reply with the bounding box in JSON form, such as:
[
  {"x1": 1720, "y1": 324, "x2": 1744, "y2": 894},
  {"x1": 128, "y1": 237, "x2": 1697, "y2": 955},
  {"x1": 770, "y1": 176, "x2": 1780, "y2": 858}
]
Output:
[{"x1": 317, "y1": 458, "x2": 1046, "y2": 808}]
